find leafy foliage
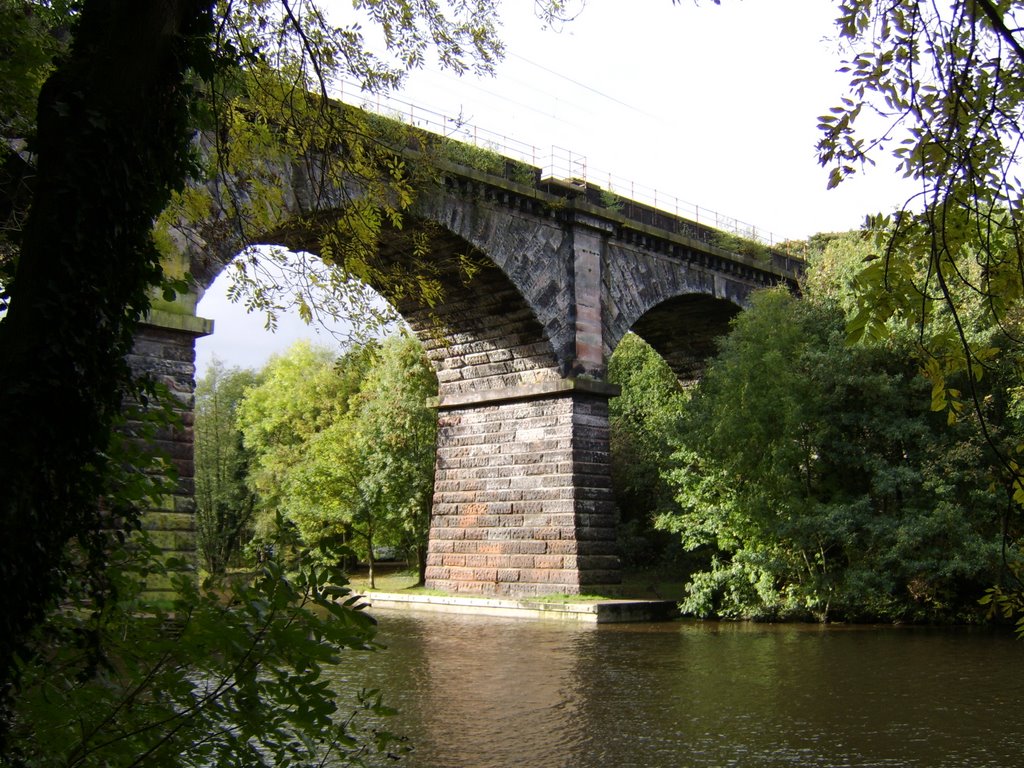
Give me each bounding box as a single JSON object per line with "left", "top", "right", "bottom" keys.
{"left": 0, "top": 1, "right": 72, "bottom": 293}
{"left": 332, "top": 332, "right": 437, "bottom": 585}
{"left": 0, "top": 377, "right": 401, "bottom": 766}
{"left": 708, "top": 231, "right": 773, "bottom": 262}
{"left": 236, "top": 340, "right": 367, "bottom": 540}
{"left": 660, "top": 286, "right": 1012, "bottom": 622}
{"left": 0, "top": 1, "right": 68, "bottom": 140}
{"left": 159, "top": 0, "right": 526, "bottom": 343}
{"left": 981, "top": 574, "right": 1024, "bottom": 638}
{"left": 435, "top": 137, "right": 538, "bottom": 185}
{"left": 238, "top": 334, "right": 437, "bottom": 586}
{"left": 819, "top": 1, "right": 1024, "bottom": 482}
{"left": 6, "top": 530, "right": 404, "bottom": 767}
{"left": 194, "top": 358, "right": 260, "bottom": 574}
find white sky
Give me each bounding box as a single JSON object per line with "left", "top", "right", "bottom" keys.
{"left": 196, "top": 0, "right": 913, "bottom": 377}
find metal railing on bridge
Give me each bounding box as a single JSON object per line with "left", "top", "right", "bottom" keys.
{"left": 338, "top": 80, "right": 799, "bottom": 256}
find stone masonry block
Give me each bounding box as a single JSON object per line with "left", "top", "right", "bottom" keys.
{"left": 547, "top": 539, "right": 580, "bottom": 554}
{"left": 428, "top": 365, "right": 624, "bottom": 595}
{"left": 533, "top": 555, "right": 564, "bottom": 569}
{"left": 535, "top": 527, "right": 563, "bottom": 540}
{"left": 518, "top": 568, "right": 579, "bottom": 585}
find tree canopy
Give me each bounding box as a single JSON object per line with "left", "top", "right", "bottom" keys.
{"left": 194, "top": 358, "right": 260, "bottom": 574}
{"left": 657, "top": 235, "right": 1018, "bottom": 622}
{"left": 814, "top": 2, "right": 1024, "bottom": 627}
{"left": 237, "top": 334, "right": 437, "bottom": 587}
{"left": 820, "top": 1, "right": 1024, "bottom": 478}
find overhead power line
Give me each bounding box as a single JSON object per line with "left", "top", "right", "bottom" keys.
{"left": 507, "top": 52, "right": 664, "bottom": 122}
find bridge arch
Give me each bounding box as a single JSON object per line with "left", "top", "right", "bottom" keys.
{"left": 175, "top": 183, "right": 611, "bottom": 597}
{"left": 176, "top": 162, "right": 576, "bottom": 393}
{"left": 602, "top": 236, "right": 765, "bottom": 375}
{"left": 628, "top": 294, "right": 741, "bottom": 383}
{"left": 194, "top": 212, "right": 566, "bottom": 396}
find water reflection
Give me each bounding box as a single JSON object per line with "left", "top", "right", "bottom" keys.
{"left": 328, "top": 612, "right": 1024, "bottom": 768}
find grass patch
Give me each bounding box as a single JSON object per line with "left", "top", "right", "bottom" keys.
{"left": 525, "top": 593, "right": 616, "bottom": 603}
{"left": 525, "top": 570, "right": 688, "bottom": 603}
{"left": 347, "top": 567, "right": 423, "bottom": 594}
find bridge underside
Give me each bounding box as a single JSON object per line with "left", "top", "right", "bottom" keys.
{"left": 632, "top": 295, "right": 741, "bottom": 382}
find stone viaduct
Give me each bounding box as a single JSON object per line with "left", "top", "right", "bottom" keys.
{"left": 135, "top": 147, "right": 802, "bottom": 597}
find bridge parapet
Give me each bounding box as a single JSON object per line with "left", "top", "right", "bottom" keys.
{"left": 427, "top": 156, "right": 802, "bottom": 294}
{"left": 339, "top": 81, "right": 798, "bottom": 255}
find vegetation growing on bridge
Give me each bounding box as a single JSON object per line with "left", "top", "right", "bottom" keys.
{"left": 435, "top": 137, "right": 540, "bottom": 185}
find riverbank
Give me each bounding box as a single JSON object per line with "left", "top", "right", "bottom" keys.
{"left": 355, "top": 590, "right": 680, "bottom": 623}
{"left": 347, "top": 563, "right": 684, "bottom": 623}
{"left": 346, "top": 562, "right": 689, "bottom": 600}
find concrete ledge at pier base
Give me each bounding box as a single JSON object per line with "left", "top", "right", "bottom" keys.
{"left": 143, "top": 308, "right": 214, "bottom": 337}
{"left": 355, "top": 592, "right": 679, "bottom": 624}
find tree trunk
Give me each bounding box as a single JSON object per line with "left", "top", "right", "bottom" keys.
{"left": 0, "top": 0, "right": 213, "bottom": 694}
{"left": 367, "top": 534, "right": 376, "bottom": 590}
{"left": 417, "top": 542, "right": 427, "bottom": 587}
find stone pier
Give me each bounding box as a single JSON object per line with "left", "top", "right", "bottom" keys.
{"left": 127, "top": 309, "right": 211, "bottom": 594}
{"left": 426, "top": 380, "right": 620, "bottom": 596}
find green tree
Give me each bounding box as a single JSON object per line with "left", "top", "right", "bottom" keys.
{"left": 194, "top": 358, "right": 259, "bottom": 574}
{"left": 348, "top": 332, "right": 437, "bottom": 584}
{"left": 254, "top": 333, "right": 437, "bottom": 588}
{"left": 0, "top": 0, "right": 566, "bottom": 749}
{"left": 819, "top": 2, "right": 1024, "bottom": 495}
{"left": 0, "top": 0, "right": 216, "bottom": 689}
{"left": 660, "top": 287, "right": 1008, "bottom": 622}
{"left": 607, "top": 333, "right": 689, "bottom": 565}
{"left": 237, "top": 340, "right": 373, "bottom": 544}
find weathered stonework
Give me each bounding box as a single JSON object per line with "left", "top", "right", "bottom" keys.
{"left": 126, "top": 310, "right": 212, "bottom": 592}
{"left": 425, "top": 381, "right": 620, "bottom": 596}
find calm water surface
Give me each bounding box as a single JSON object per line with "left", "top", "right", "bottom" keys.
{"left": 328, "top": 610, "right": 1023, "bottom": 768}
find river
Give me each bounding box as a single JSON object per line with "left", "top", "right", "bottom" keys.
{"left": 327, "top": 609, "right": 1023, "bottom": 768}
